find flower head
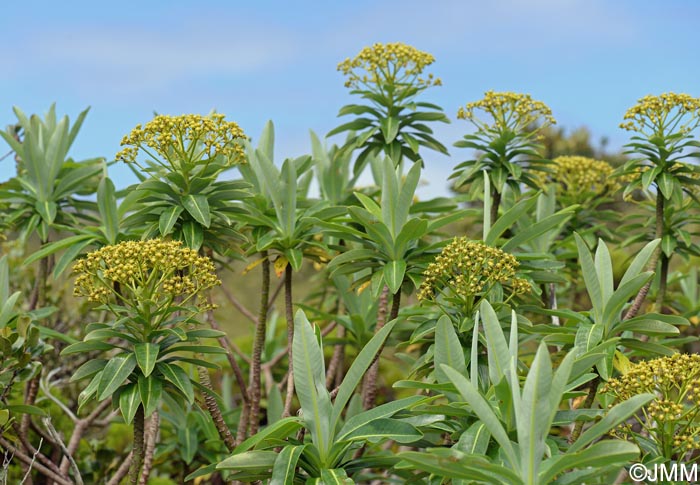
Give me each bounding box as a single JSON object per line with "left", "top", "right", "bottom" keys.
{"left": 338, "top": 42, "right": 441, "bottom": 90}
{"left": 116, "top": 113, "right": 246, "bottom": 166}
{"left": 603, "top": 354, "right": 700, "bottom": 453}
{"left": 539, "top": 156, "right": 619, "bottom": 198}
{"left": 620, "top": 92, "right": 700, "bottom": 134}
{"left": 417, "top": 237, "right": 529, "bottom": 302}
{"left": 73, "top": 239, "right": 220, "bottom": 312}
{"left": 457, "top": 91, "right": 556, "bottom": 133}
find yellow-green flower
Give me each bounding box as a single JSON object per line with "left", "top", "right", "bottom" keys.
{"left": 457, "top": 91, "right": 556, "bottom": 133}
{"left": 116, "top": 113, "right": 247, "bottom": 166}
{"left": 338, "top": 42, "right": 441, "bottom": 90}
{"left": 620, "top": 92, "right": 700, "bottom": 134}
{"left": 418, "top": 237, "right": 529, "bottom": 302}
{"left": 603, "top": 354, "right": 700, "bottom": 455}
{"left": 538, "top": 156, "right": 619, "bottom": 198}
{"left": 73, "top": 239, "right": 220, "bottom": 311}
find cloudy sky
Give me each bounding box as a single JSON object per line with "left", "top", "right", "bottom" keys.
{"left": 1, "top": 0, "right": 698, "bottom": 197}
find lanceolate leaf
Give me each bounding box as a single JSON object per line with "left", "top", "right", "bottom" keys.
{"left": 159, "top": 362, "right": 195, "bottom": 404}
{"left": 159, "top": 206, "right": 184, "bottom": 236}
{"left": 97, "top": 354, "right": 137, "bottom": 400}
{"left": 293, "top": 310, "right": 332, "bottom": 459}
{"left": 119, "top": 383, "right": 141, "bottom": 424}
{"left": 138, "top": 375, "right": 163, "bottom": 416}
{"left": 134, "top": 343, "right": 159, "bottom": 377}
{"left": 182, "top": 194, "right": 211, "bottom": 228}
{"left": 270, "top": 445, "right": 305, "bottom": 485}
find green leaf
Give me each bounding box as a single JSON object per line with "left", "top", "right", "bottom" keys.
{"left": 485, "top": 195, "right": 538, "bottom": 245}
{"left": 159, "top": 206, "right": 184, "bottom": 236}
{"left": 23, "top": 234, "right": 93, "bottom": 266}
{"left": 234, "top": 417, "right": 302, "bottom": 454}
{"left": 119, "top": 383, "right": 141, "bottom": 424}
{"left": 331, "top": 318, "right": 400, "bottom": 436}
{"left": 441, "top": 365, "right": 519, "bottom": 470}
{"left": 594, "top": 240, "right": 614, "bottom": 309}
{"left": 383, "top": 260, "right": 406, "bottom": 294}
{"left": 343, "top": 418, "right": 422, "bottom": 444}
{"left": 98, "top": 177, "right": 119, "bottom": 244}
{"left": 480, "top": 300, "right": 511, "bottom": 385}
{"left": 434, "top": 315, "right": 466, "bottom": 384}
{"left": 61, "top": 340, "right": 116, "bottom": 355}
{"left": 540, "top": 440, "right": 639, "bottom": 483}
{"left": 575, "top": 233, "right": 602, "bottom": 323}
{"left": 619, "top": 239, "right": 660, "bottom": 287}
{"left": 270, "top": 445, "right": 305, "bottom": 485}
{"left": 70, "top": 359, "right": 108, "bottom": 382}
{"left": 182, "top": 220, "right": 204, "bottom": 250}
{"left": 138, "top": 375, "right": 163, "bottom": 416}
{"left": 380, "top": 116, "right": 399, "bottom": 143}
{"left": 517, "top": 344, "right": 552, "bottom": 483}
{"left": 97, "top": 354, "right": 137, "bottom": 401}
{"left": 293, "top": 309, "right": 332, "bottom": 459}
{"left": 158, "top": 363, "right": 195, "bottom": 404}
{"left": 455, "top": 422, "right": 491, "bottom": 455}
{"left": 337, "top": 396, "right": 424, "bottom": 441}
{"left": 182, "top": 194, "right": 211, "bottom": 228}
{"left": 569, "top": 393, "right": 655, "bottom": 452}
{"left": 217, "top": 450, "right": 278, "bottom": 470}
{"left": 34, "top": 200, "right": 57, "bottom": 225}
{"left": 319, "top": 468, "right": 354, "bottom": 484}
{"left": 134, "top": 343, "right": 159, "bottom": 377}
{"left": 285, "top": 248, "right": 304, "bottom": 271}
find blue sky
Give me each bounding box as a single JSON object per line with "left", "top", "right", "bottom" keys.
{"left": 1, "top": 0, "right": 699, "bottom": 197}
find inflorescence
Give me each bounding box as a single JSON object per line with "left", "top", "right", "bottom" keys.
{"left": 338, "top": 42, "right": 441, "bottom": 90}
{"left": 457, "top": 91, "right": 556, "bottom": 133}
{"left": 418, "top": 237, "right": 529, "bottom": 302}
{"left": 603, "top": 354, "right": 700, "bottom": 455}
{"left": 620, "top": 92, "right": 700, "bottom": 134}
{"left": 73, "top": 239, "right": 220, "bottom": 310}
{"left": 539, "top": 156, "right": 619, "bottom": 198}
{"left": 116, "top": 113, "right": 246, "bottom": 166}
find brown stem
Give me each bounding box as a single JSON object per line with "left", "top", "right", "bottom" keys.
{"left": 248, "top": 251, "right": 271, "bottom": 436}
{"left": 199, "top": 368, "right": 236, "bottom": 451}
{"left": 59, "top": 400, "right": 111, "bottom": 475}
{"left": 235, "top": 400, "right": 250, "bottom": 445}
{"left": 206, "top": 303, "right": 250, "bottom": 404}
{"left": 656, "top": 253, "right": 669, "bottom": 312}
{"left": 42, "top": 417, "right": 83, "bottom": 485}
{"left": 106, "top": 452, "right": 133, "bottom": 485}
{"left": 361, "top": 286, "right": 391, "bottom": 410}
{"left": 20, "top": 373, "right": 40, "bottom": 442}
{"left": 490, "top": 188, "right": 502, "bottom": 224}
{"left": 138, "top": 411, "right": 159, "bottom": 485}
{"left": 218, "top": 281, "right": 258, "bottom": 325}
{"left": 267, "top": 277, "right": 285, "bottom": 310}
{"left": 0, "top": 436, "right": 72, "bottom": 485}
{"left": 326, "top": 325, "right": 346, "bottom": 390}
{"left": 128, "top": 406, "right": 145, "bottom": 485}
{"left": 568, "top": 376, "right": 600, "bottom": 444}
{"left": 282, "top": 264, "right": 295, "bottom": 418}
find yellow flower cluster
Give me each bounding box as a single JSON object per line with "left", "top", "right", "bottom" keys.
{"left": 538, "top": 156, "right": 619, "bottom": 197}
{"left": 73, "top": 239, "right": 220, "bottom": 307}
{"left": 338, "top": 42, "right": 441, "bottom": 89}
{"left": 620, "top": 92, "right": 700, "bottom": 133}
{"left": 603, "top": 354, "right": 700, "bottom": 450}
{"left": 116, "top": 113, "right": 246, "bottom": 165}
{"left": 457, "top": 91, "right": 556, "bottom": 131}
{"left": 417, "top": 237, "right": 529, "bottom": 301}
